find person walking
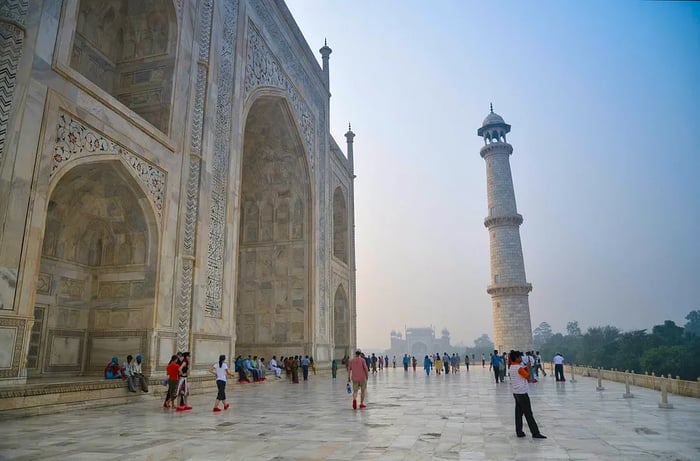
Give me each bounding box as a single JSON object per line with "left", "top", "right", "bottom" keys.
{"left": 412, "top": 356, "right": 417, "bottom": 372}
{"left": 176, "top": 352, "right": 192, "bottom": 411}
{"left": 490, "top": 349, "right": 502, "bottom": 384}
{"left": 509, "top": 350, "right": 546, "bottom": 439}
{"left": 423, "top": 355, "right": 432, "bottom": 376}
{"left": 482, "top": 353, "right": 486, "bottom": 368}
{"left": 465, "top": 354, "right": 470, "bottom": 371}
{"left": 331, "top": 359, "right": 338, "bottom": 379}
{"left": 402, "top": 354, "right": 410, "bottom": 371}
{"left": 348, "top": 350, "right": 369, "bottom": 410}
{"left": 210, "top": 355, "right": 234, "bottom": 412}
{"left": 310, "top": 356, "right": 317, "bottom": 375}
{"left": 301, "top": 355, "right": 310, "bottom": 381}
{"left": 554, "top": 352, "right": 566, "bottom": 382}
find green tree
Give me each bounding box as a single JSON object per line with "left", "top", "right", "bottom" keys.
{"left": 566, "top": 321, "right": 582, "bottom": 337}
{"left": 684, "top": 310, "right": 700, "bottom": 336}
{"left": 652, "top": 320, "right": 684, "bottom": 346}
{"left": 533, "top": 322, "right": 553, "bottom": 348}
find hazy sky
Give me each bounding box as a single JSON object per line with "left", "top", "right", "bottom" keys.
{"left": 286, "top": 1, "right": 700, "bottom": 349}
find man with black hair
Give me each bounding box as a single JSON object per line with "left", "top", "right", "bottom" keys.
{"left": 509, "top": 350, "right": 546, "bottom": 439}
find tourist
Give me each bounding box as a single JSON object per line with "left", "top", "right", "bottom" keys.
{"left": 348, "top": 350, "right": 369, "bottom": 410}
{"left": 489, "top": 349, "right": 502, "bottom": 384}
{"left": 291, "top": 356, "right": 300, "bottom": 383}
{"left": 378, "top": 355, "right": 383, "bottom": 371}
{"left": 443, "top": 352, "right": 450, "bottom": 375}
{"left": 411, "top": 355, "right": 417, "bottom": 372}
{"left": 176, "top": 351, "right": 192, "bottom": 411}
{"left": 384, "top": 355, "right": 389, "bottom": 371}
{"left": 464, "top": 354, "right": 470, "bottom": 371}
{"left": 310, "top": 356, "right": 317, "bottom": 375}
{"left": 554, "top": 352, "right": 566, "bottom": 382}
{"left": 123, "top": 355, "right": 137, "bottom": 391}
{"left": 371, "top": 353, "right": 377, "bottom": 374}
{"left": 164, "top": 355, "right": 179, "bottom": 409}
{"left": 132, "top": 354, "right": 149, "bottom": 392}
{"left": 210, "top": 354, "right": 234, "bottom": 412}
{"left": 423, "top": 355, "right": 432, "bottom": 375}
{"left": 258, "top": 357, "right": 267, "bottom": 381}
{"left": 435, "top": 354, "right": 442, "bottom": 375}
{"left": 500, "top": 352, "right": 507, "bottom": 381}
{"left": 508, "top": 350, "right": 546, "bottom": 439}
{"left": 104, "top": 356, "right": 124, "bottom": 380}
{"left": 482, "top": 353, "right": 486, "bottom": 368}
{"left": 535, "top": 351, "right": 546, "bottom": 377}
{"left": 268, "top": 356, "right": 282, "bottom": 378}
{"left": 525, "top": 351, "right": 537, "bottom": 383}
{"left": 403, "top": 354, "right": 410, "bottom": 371}
{"left": 301, "top": 355, "right": 310, "bottom": 380}
{"left": 331, "top": 359, "right": 338, "bottom": 379}
{"left": 392, "top": 355, "right": 396, "bottom": 368}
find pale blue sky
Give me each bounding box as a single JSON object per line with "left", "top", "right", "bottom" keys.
{"left": 286, "top": 0, "right": 700, "bottom": 349}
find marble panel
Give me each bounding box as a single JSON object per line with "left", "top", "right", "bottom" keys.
{"left": 48, "top": 334, "right": 81, "bottom": 367}
{"left": 157, "top": 336, "right": 175, "bottom": 366}
{"left": 0, "top": 327, "right": 17, "bottom": 368}
{"left": 87, "top": 334, "right": 143, "bottom": 368}
{"left": 193, "top": 336, "right": 230, "bottom": 368}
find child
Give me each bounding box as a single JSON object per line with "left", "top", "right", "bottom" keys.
{"left": 210, "top": 354, "right": 235, "bottom": 412}
{"left": 508, "top": 350, "right": 546, "bottom": 439}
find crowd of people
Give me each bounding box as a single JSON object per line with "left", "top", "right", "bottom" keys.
{"left": 105, "top": 347, "right": 564, "bottom": 438}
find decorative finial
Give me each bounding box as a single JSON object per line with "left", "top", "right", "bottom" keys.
{"left": 348, "top": 122, "right": 352, "bottom": 131}
{"left": 325, "top": 38, "right": 327, "bottom": 46}
{"left": 490, "top": 102, "right": 493, "bottom": 113}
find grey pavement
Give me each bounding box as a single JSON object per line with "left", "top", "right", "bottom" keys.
{"left": 0, "top": 365, "right": 698, "bottom": 460}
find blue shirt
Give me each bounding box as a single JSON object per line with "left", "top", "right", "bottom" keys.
{"left": 490, "top": 355, "right": 502, "bottom": 367}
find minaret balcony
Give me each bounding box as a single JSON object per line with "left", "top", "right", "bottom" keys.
{"left": 484, "top": 214, "right": 523, "bottom": 228}
{"left": 487, "top": 283, "right": 533, "bottom": 296}
{"left": 480, "top": 143, "right": 513, "bottom": 159}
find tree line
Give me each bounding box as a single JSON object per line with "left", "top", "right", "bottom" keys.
{"left": 531, "top": 311, "right": 700, "bottom": 380}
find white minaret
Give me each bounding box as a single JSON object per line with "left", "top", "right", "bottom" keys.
{"left": 478, "top": 105, "right": 533, "bottom": 352}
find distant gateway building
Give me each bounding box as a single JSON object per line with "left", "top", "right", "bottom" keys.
{"left": 387, "top": 327, "right": 455, "bottom": 358}
{"left": 0, "top": 0, "right": 356, "bottom": 387}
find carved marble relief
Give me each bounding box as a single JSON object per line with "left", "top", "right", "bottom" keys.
{"left": 0, "top": 21, "right": 24, "bottom": 164}
{"left": 203, "top": 0, "right": 238, "bottom": 318}
{"left": 52, "top": 112, "right": 166, "bottom": 219}
{"left": 244, "top": 24, "right": 315, "bottom": 170}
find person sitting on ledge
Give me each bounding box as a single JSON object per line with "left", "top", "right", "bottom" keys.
{"left": 268, "top": 355, "right": 282, "bottom": 378}
{"left": 105, "top": 356, "right": 124, "bottom": 379}
{"left": 132, "top": 354, "right": 149, "bottom": 392}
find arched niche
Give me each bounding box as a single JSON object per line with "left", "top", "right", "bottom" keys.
{"left": 35, "top": 160, "right": 158, "bottom": 376}
{"left": 236, "top": 96, "right": 311, "bottom": 359}
{"left": 333, "top": 284, "right": 349, "bottom": 360}
{"left": 333, "top": 186, "right": 348, "bottom": 264}
{"left": 70, "top": 0, "right": 177, "bottom": 134}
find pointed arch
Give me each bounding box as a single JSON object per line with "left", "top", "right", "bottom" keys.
{"left": 333, "top": 186, "right": 348, "bottom": 264}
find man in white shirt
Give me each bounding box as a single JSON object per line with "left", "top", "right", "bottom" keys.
{"left": 553, "top": 353, "right": 566, "bottom": 382}
{"left": 509, "top": 350, "right": 546, "bottom": 439}
{"left": 268, "top": 356, "right": 282, "bottom": 378}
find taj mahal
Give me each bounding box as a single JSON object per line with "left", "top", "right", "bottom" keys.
{"left": 0, "top": 0, "right": 357, "bottom": 388}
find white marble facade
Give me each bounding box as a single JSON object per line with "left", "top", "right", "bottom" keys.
{"left": 0, "top": 0, "right": 356, "bottom": 385}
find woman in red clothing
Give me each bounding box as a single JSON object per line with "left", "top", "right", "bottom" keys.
{"left": 164, "top": 355, "right": 179, "bottom": 409}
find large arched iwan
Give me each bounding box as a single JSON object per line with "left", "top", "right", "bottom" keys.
{"left": 236, "top": 96, "right": 312, "bottom": 359}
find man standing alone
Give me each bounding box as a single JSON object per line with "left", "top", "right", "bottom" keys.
{"left": 490, "top": 350, "right": 502, "bottom": 383}
{"left": 348, "top": 350, "right": 369, "bottom": 410}
{"left": 554, "top": 352, "right": 566, "bottom": 382}
{"left": 509, "top": 350, "right": 546, "bottom": 439}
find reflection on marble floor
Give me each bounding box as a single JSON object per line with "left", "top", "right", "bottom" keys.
{"left": 0, "top": 366, "right": 698, "bottom": 460}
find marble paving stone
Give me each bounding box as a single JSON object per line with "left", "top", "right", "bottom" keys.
{"left": 0, "top": 368, "right": 699, "bottom": 460}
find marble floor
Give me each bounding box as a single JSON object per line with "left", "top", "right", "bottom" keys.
{"left": 0, "top": 365, "right": 698, "bottom": 460}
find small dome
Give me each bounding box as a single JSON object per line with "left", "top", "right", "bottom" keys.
{"left": 482, "top": 111, "right": 505, "bottom": 127}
